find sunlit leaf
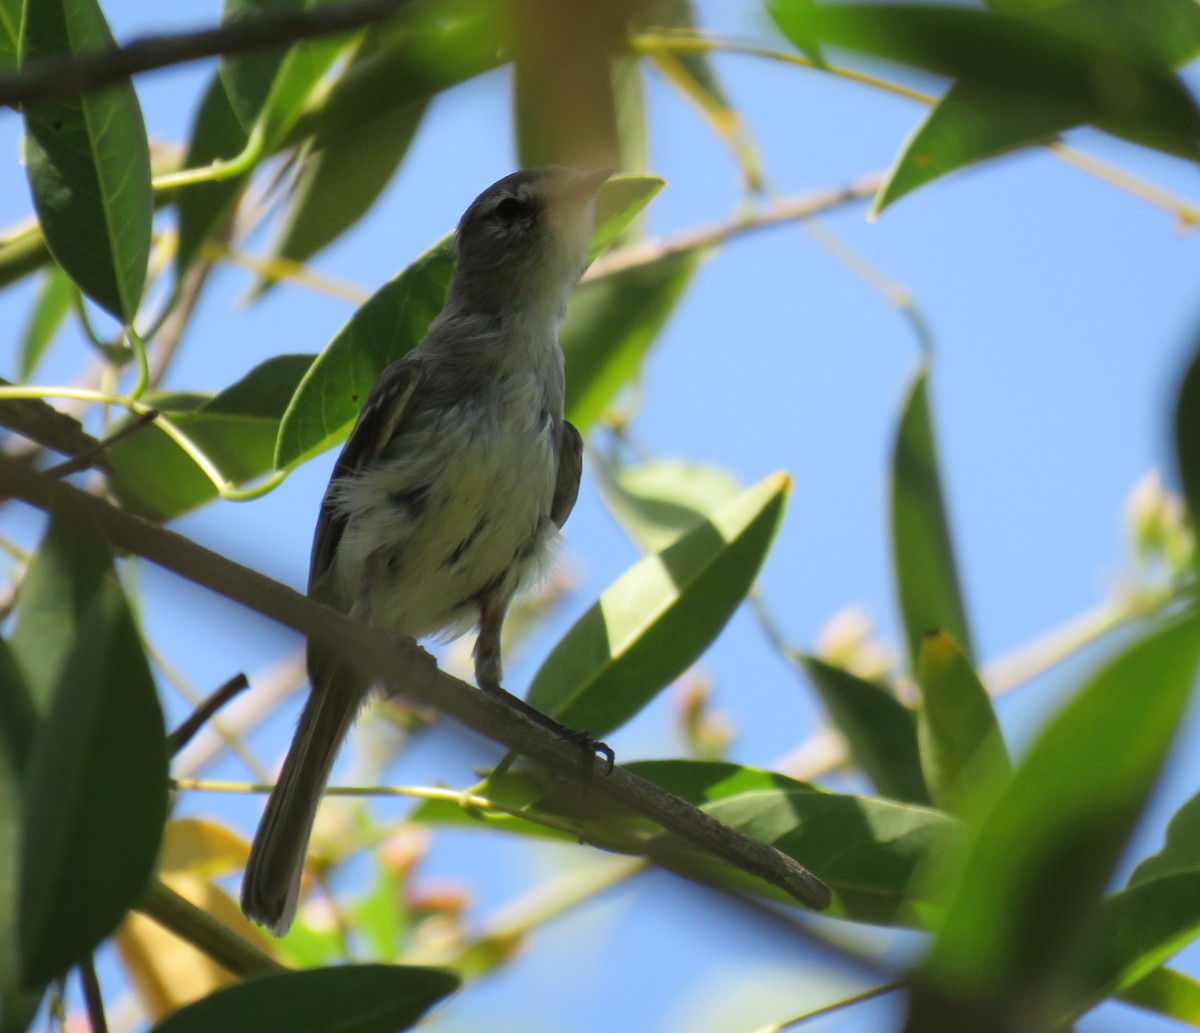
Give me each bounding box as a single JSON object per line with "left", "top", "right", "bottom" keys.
{"left": 20, "top": 522, "right": 167, "bottom": 986}
{"left": 916, "top": 630, "right": 1010, "bottom": 817}
{"left": 527, "top": 473, "right": 789, "bottom": 735}
{"left": 17, "top": 265, "right": 74, "bottom": 382}
{"left": 594, "top": 456, "right": 742, "bottom": 554}
{"left": 107, "top": 354, "right": 315, "bottom": 520}
{"left": 798, "top": 655, "right": 928, "bottom": 804}
{"left": 905, "top": 611, "right": 1200, "bottom": 1032}
{"left": 1117, "top": 967, "right": 1200, "bottom": 1028}
{"left": 148, "top": 964, "right": 459, "bottom": 1033}
{"left": 21, "top": 0, "right": 152, "bottom": 321}
{"left": 0, "top": 0, "right": 19, "bottom": 71}
{"left": 891, "top": 364, "right": 972, "bottom": 670}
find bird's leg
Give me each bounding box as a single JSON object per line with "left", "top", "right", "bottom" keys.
{"left": 474, "top": 595, "right": 614, "bottom": 774}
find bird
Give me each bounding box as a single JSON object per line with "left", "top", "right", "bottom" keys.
{"left": 241, "top": 166, "right": 612, "bottom": 935}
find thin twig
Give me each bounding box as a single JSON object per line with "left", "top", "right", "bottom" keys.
{"left": 751, "top": 982, "right": 905, "bottom": 1033}
{"left": 44, "top": 409, "right": 159, "bottom": 479}
{"left": 166, "top": 673, "right": 252, "bottom": 757}
{"left": 0, "top": 0, "right": 415, "bottom": 108}
{"left": 78, "top": 957, "right": 108, "bottom": 1033}
{"left": 0, "top": 456, "right": 831, "bottom": 912}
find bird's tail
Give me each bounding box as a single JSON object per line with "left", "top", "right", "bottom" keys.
{"left": 241, "top": 652, "right": 364, "bottom": 936}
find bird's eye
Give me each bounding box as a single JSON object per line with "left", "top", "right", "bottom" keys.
{"left": 495, "top": 196, "right": 525, "bottom": 221}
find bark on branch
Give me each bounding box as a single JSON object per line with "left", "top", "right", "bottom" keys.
{"left": 0, "top": 455, "right": 831, "bottom": 912}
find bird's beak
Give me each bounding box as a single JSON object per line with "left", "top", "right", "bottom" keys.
{"left": 565, "top": 167, "right": 613, "bottom": 204}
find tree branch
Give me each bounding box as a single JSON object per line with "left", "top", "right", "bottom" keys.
{"left": 0, "top": 0, "right": 414, "bottom": 109}
{"left": 0, "top": 456, "right": 831, "bottom": 912}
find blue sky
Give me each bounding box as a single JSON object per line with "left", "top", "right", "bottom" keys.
{"left": 3, "top": 1, "right": 1200, "bottom": 1030}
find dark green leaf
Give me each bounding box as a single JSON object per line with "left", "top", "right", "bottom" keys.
{"left": 1117, "top": 967, "right": 1200, "bottom": 1027}
{"left": 564, "top": 251, "right": 697, "bottom": 433}
{"left": 1130, "top": 789, "right": 1200, "bottom": 887}
{"left": 594, "top": 456, "right": 741, "bottom": 554}
{"left": 915, "top": 630, "right": 1010, "bottom": 817}
{"left": 256, "top": 30, "right": 350, "bottom": 149}
{"left": 107, "top": 354, "right": 315, "bottom": 520}
{"left": 891, "top": 363, "right": 972, "bottom": 670}
{"left": 628, "top": 760, "right": 958, "bottom": 926}
{"left": 20, "top": 528, "right": 167, "bottom": 986}
{"left": 280, "top": 0, "right": 506, "bottom": 149}
{"left": 907, "top": 611, "right": 1200, "bottom": 1032}
{"left": 9, "top": 511, "right": 114, "bottom": 711}
{"left": 798, "top": 655, "right": 928, "bottom": 804}
{"left": 1175, "top": 335, "right": 1200, "bottom": 564}
{"left": 17, "top": 266, "right": 75, "bottom": 382}
{"left": 149, "top": 964, "right": 459, "bottom": 1033}
{"left": 218, "top": 0, "right": 304, "bottom": 128}
{"left": 174, "top": 73, "right": 250, "bottom": 277}
{"left": 527, "top": 473, "right": 789, "bottom": 735}
{"left": 21, "top": 0, "right": 152, "bottom": 322}
{"left": 0, "top": 641, "right": 38, "bottom": 1029}
{"left": 257, "top": 98, "right": 426, "bottom": 293}
{"left": 273, "top": 238, "right": 455, "bottom": 469}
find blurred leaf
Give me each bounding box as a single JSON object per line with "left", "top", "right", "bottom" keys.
{"left": 353, "top": 858, "right": 409, "bottom": 961}
{"left": 915, "top": 630, "right": 1010, "bottom": 817}
{"left": 0, "top": 641, "right": 39, "bottom": 1031}
{"left": 9, "top": 511, "right": 115, "bottom": 710}
{"left": 17, "top": 266, "right": 74, "bottom": 382}
{"left": 116, "top": 874, "right": 271, "bottom": 1020}
{"left": 148, "top": 964, "right": 460, "bottom": 1033}
{"left": 175, "top": 73, "right": 251, "bottom": 277}
{"left": 1175, "top": 336, "right": 1200, "bottom": 564}
{"left": 595, "top": 456, "right": 742, "bottom": 554}
{"left": 512, "top": 0, "right": 648, "bottom": 173}
{"left": 281, "top": 0, "right": 506, "bottom": 148}
{"left": 798, "top": 655, "right": 928, "bottom": 804}
{"left": 1130, "top": 789, "right": 1200, "bottom": 886}
{"left": 20, "top": 523, "right": 167, "bottom": 986}
{"left": 21, "top": 0, "right": 152, "bottom": 322}
{"left": 256, "top": 30, "right": 351, "bottom": 149}
{"left": 564, "top": 251, "right": 698, "bottom": 433}
{"left": 108, "top": 354, "right": 315, "bottom": 520}
{"left": 905, "top": 611, "right": 1200, "bottom": 1032}
{"left": 0, "top": 0, "right": 19, "bottom": 71}
{"left": 527, "top": 473, "right": 789, "bottom": 735}
{"left": 159, "top": 819, "right": 250, "bottom": 879}
{"left": 1117, "top": 967, "right": 1200, "bottom": 1027}
{"left": 588, "top": 176, "right": 665, "bottom": 260}
{"left": 274, "top": 237, "right": 455, "bottom": 469}
{"left": 218, "top": 0, "right": 303, "bottom": 128}
{"left": 629, "top": 760, "right": 958, "bottom": 926}
{"left": 258, "top": 98, "right": 426, "bottom": 288}
{"left": 891, "top": 363, "right": 972, "bottom": 671}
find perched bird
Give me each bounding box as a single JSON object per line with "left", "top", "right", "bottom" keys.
{"left": 241, "top": 166, "right": 611, "bottom": 935}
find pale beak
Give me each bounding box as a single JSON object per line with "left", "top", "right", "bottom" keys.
{"left": 564, "top": 167, "right": 613, "bottom": 204}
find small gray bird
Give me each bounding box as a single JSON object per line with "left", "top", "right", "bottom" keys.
{"left": 241, "top": 166, "right": 611, "bottom": 935}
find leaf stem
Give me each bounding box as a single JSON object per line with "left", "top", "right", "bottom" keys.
{"left": 750, "top": 981, "right": 905, "bottom": 1033}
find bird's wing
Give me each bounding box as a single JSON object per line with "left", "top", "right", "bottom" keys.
{"left": 309, "top": 357, "right": 424, "bottom": 592}
{"left": 550, "top": 419, "right": 583, "bottom": 529}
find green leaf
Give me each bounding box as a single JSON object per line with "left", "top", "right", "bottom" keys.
{"left": 594, "top": 456, "right": 742, "bottom": 554}
{"left": 628, "top": 760, "right": 958, "bottom": 926}
{"left": 273, "top": 237, "right": 456, "bottom": 470}
{"left": 218, "top": 0, "right": 303, "bottom": 128}
{"left": 148, "top": 964, "right": 459, "bottom": 1033}
{"left": 1117, "top": 967, "right": 1200, "bottom": 1027}
{"left": 174, "top": 73, "right": 251, "bottom": 277}
{"left": 1130, "top": 789, "right": 1200, "bottom": 886}
{"left": 891, "top": 363, "right": 972, "bottom": 671}
{"left": 21, "top": 0, "right": 152, "bottom": 322}
{"left": 0, "top": 0, "right": 20, "bottom": 74}
{"left": 798, "top": 655, "right": 928, "bottom": 804}
{"left": 107, "top": 354, "right": 315, "bottom": 520}
{"left": 9, "top": 510, "right": 115, "bottom": 711}
{"left": 19, "top": 523, "right": 167, "bottom": 986}
{"left": 564, "top": 250, "right": 697, "bottom": 433}
{"left": 915, "top": 630, "right": 1010, "bottom": 817}
{"left": 262, "top": 99, "right": 426, "bottom": 281}
{"left": 0, "top": 640, "right": 39, "bottom": 1030}
{"left": 17, "top": 265, "right": 75, "bottom": 382}
{"left": 588, "top": 175, "right": 665, "bottom": 260}
{"left": 527, "top": 472, "right": 789, "bottom": 735}
{"left": 1175, "top": 335, "right": 1200, "bottom": 566}
{"left": 280, "top": 0, "right": 506, "bottom": 149}
{"left": 907, "top": 611, "right": 1200, "bottom": 1031}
